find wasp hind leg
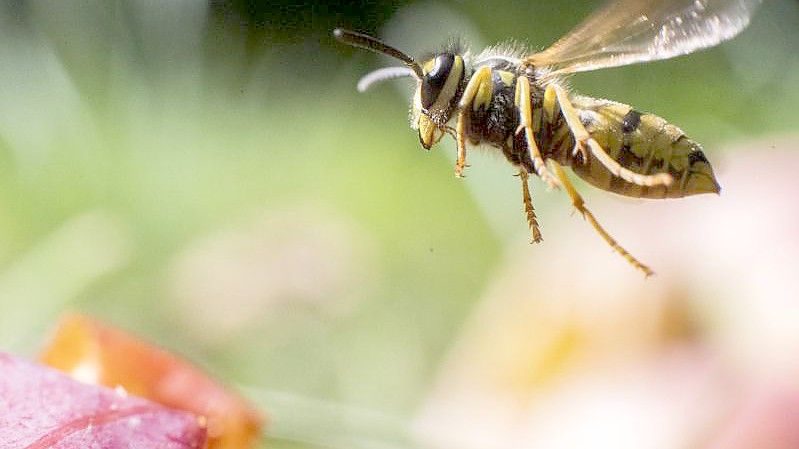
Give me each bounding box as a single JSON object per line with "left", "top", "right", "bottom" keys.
{"left": 515, "top": 76, "right": 560, "bottom": 190}
{"left": 454, "top": 66, "right": 493, "bottom": 177}
{"left": 549, "top": 159, "right": 654, "bottom": 277}
{"left": 518, "top": 168, "right": 543, "bottom": 243}
{"left": 548, "top": 84, "right": 672, "bottom": 188}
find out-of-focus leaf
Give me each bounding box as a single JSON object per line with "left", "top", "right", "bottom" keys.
{"left": 0, "top": 352, "right": 207, "bottom": 449}
{"left": 39, "top": 314, "right": 263, "bottom": 449}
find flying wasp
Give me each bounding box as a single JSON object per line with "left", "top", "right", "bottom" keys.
{"left": 334, "top": 0, "right": 762, "bottom": 276}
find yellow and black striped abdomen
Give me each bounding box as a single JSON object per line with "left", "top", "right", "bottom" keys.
{"left": 559, "top": 96, "right": 720, "bottom": 199}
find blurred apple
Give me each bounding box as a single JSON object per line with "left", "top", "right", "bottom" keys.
{"left": 39, "top": 314, "right": 263, "bottom": 449}
{"left": 1, "top": 352, "right": 208, "bottom": 449}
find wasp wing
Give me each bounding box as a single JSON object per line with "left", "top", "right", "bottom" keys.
{"left": 528, "top": 0, "right": 762, "bottom": 76}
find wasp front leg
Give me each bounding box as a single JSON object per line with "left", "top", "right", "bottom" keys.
{"left": 549, "top": 159, "right": 654, "bottom": 277}
{"left": 548, "top": 84, "right": 672, "bottom": 188}
{"left": 515, "top": 76, "right": 560, "bottom": 190}
{"left": 454, "top": 66, "right": 492, "bottom": 177}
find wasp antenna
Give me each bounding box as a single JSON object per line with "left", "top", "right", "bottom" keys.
{"left": 357, "top": 66, "right": 416, "bottom": 92}
{"left": 333, "top": 28, "right": 424, "bottom": 80}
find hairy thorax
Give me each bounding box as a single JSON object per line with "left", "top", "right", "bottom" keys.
{"left": 461, "top": 60, "right": 554, "bottom": 172}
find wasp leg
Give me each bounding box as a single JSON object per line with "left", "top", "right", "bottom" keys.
{"left": 454, "top": 66, "right": 492, "bottom": 178}
{"left": 518, "top": 168, "right": 543, "bottom": 243}
{"left": 542, "top": 80, "right": 558, "bottom": 123}
{"left": 549, "top": 159, "right": 654, "bottom": 277}
{"left": 548, "top": 84, "right": 672, "bottom": 188}
{"left": 515, "top": 76, "right": 560, "bottom": 190}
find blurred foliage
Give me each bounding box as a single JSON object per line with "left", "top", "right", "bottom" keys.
{"left": 210, "top": 0, "right": 410, "bottom": 42}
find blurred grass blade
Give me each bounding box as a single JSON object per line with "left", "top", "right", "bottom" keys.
{"left": 0, "top": 212, "right": 131, "bottom": 351}
{"left": 244, "top": 387, "right": 423, "bottom": 449}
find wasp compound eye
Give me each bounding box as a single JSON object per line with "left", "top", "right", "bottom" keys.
{"left": 421, "top": 53, "right": 455, "bottom": 110}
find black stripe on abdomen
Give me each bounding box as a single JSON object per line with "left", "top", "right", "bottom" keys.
{"left": 621, "top": 109, "right": 642, "bottom": 134}
{"left": 688, "top": 150, "right": 709, "bottom": 165}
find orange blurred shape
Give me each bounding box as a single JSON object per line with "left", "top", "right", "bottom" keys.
{"left": 39, "top": 313, "right": 264, "bottom": 449}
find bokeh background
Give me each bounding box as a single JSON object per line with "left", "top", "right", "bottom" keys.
{"left": 1, "top": 1, "right": 798, "bottom": 448}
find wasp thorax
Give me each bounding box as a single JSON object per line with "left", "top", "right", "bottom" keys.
{"left": 419, "top": 53, "right": 464, "bottom": 121}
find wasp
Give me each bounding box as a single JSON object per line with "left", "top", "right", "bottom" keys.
{"left": 334, "top": 0, "right": 762, "bottom": 276}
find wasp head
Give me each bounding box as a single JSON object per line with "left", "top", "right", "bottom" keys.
{"left": 416, "top": 52, "right": 465, "bottom": 149}
{"left": 333, "top": 29, "right": 465, "bottom": 151}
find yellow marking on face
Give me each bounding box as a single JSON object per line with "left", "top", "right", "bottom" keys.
{"left": 411, "top": 85, "right": 423, "bottom": 126}
{"left": 422, "top": 59, "right": 436, "bottom": 74}
{"left": 418, "top": 114, "right": 439, "bottom": 149}
{"left": 428, "top": 55, "right": 464, "bottom": 116}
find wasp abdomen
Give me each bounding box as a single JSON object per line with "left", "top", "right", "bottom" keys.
{"left": 562, "top": 97, "right": 721, "bottom": 199}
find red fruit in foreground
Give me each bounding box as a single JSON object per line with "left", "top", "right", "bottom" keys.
{"left": 0, "top": 352, "right": 207, "bottom": 449}
{"left": 39, "top": 314, "right": 263, "bottom": 449}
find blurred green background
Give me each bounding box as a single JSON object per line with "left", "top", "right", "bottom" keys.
{"left": 1, "top": 1, "right": 798, "bottom": 448}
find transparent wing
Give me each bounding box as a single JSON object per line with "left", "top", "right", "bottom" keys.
{"left": 528, "top": 0, "right": 763, "bottom": 75}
